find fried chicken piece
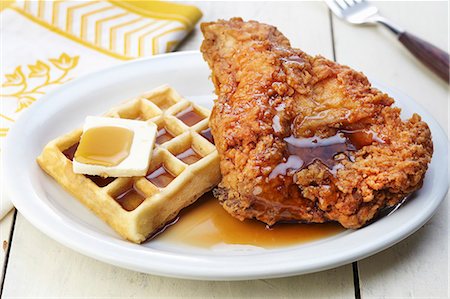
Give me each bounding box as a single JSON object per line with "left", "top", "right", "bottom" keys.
{"left": 200, "top": 18, "right": 433, "bottom": 228}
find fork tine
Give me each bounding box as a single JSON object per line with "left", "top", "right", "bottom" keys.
{"left": 325, "top": 0, "right": 344, "bottom": 17}
{"left": 335, "top": 0, "right": 348, "bottom": 9}
{"left": 344, "top": 0, "right": 356, "bottom": 6}
{"left": 327, "top": 0, "right": 380, "bottom": 25}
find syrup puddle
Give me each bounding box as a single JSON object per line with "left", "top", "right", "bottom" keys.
{"left": 115, "top": 184, "right": 145, "bottom": 211}
{"left": 155, "top": 192, "right": 345, "bottom": 249}
{"left": 155, "top": 126, "right": 175, "bottom": 145}
{"left": 176, "top": 148, "right": 202, "bottom": 165}
{"left": 200, "top": 128, "right": 214, "bottom": 144}
{"left": 270, "top": 129, "right": 383, "bottom": 179}
{"left": 176, "top": 106, "right": 204, "bottom": 126}
{"left": 146, "top": 164, "right": 175, "bottom": 188}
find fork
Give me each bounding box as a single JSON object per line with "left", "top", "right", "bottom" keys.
{"left": 326, "top": 0, "right": 449, "bottom": 83}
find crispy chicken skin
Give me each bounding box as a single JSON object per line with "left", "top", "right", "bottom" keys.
{"left": 200, "top": 18, "right": 433, "bottom": 228}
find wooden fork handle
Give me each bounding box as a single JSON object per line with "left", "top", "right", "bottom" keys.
{"left": 398, "top": 31, "right": 449, "bottom": 83}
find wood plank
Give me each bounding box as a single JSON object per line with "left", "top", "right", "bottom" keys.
{"left": 357, "top": 199, "right": 448, "bottom": 298}
{"left": 179, "top": 1, "right": 335, "bottom": 58}
{"left": 3, "top": 214, "right": 354, "bottom": 298}
{"left": 0, "top": 210, "right": 15, "bottom": 280}
{"left": 332, "top": 1, "right": 448, "bottom": 297}
{"left": 2, "top": 2, "right": 356, "bottom": 298}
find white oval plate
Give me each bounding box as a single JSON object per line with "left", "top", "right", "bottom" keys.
{"left": 4, "top": 51, "right": 448, "bottom": 280}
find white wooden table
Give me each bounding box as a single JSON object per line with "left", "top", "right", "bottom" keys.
{"left": 1, "top": 2, "right": 448, "bottom": 298}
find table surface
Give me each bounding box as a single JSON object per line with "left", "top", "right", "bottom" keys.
{"left": 1, "top": 1, "right": 448, "bottom": 298}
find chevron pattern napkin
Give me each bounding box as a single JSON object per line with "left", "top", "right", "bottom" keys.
{"left": 0, "top": 0, "right": 202, "bottom": 219}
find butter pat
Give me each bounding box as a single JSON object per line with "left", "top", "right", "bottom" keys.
{"left": 73, "top": 116, "right": 156, "bottom": 177}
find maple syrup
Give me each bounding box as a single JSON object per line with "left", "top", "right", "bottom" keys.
{"left": 63, "top": 143, "right": 79, "bottom": 160}
{"left": 176, "top": 147, "right": 202, "bottom": 164}
{"left": 155, "top": 126, "right": 175, "bottom": 145}
{"left": 200, "top": 128, "right": 214, "bottom": 144}
{"left": 270, "top": 130, "right": 382, "bottom": 179}
{"left": 146, "top": 164, "right": 176, "bottom": 188}
{"left": 86, "top": 175, "right": 116, "bottom": 187}
{"left": 176, "top": 106, "right": 204, "bottom": 126}
{"left": 156, "top": 192, "right": 345, "bottom": 248}
{"left": 75, "top": 126, "right": 134, "bottom": 166}
{"left": 115, "top": 184, "right": 146, "bottom": 211}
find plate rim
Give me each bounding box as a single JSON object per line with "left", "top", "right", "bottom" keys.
{"left": 3, "top": 51, "right": 449, "bottom": 280}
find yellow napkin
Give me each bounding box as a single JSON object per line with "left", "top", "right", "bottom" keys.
{"left": 0, "top": 0, "right": 202, "bottom": 219}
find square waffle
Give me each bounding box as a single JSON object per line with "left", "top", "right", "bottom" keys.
{"left": 37, "top": 85, "right": 220, "bottom": 243}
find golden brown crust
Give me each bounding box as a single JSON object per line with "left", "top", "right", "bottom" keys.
{"left": 201, "top": 18, "right": 433, "bottom": 228}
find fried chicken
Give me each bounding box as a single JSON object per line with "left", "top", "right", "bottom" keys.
{"left": 200, "top": 18, "right": 433, "bottom": 229}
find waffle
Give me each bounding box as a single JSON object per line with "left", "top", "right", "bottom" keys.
{"left": 37, "top": 85, "right": 220, "bottom": 243}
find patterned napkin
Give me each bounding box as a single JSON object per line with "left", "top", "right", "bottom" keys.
{"left": 0, "top": 0, "right": 202, "bottom": 219}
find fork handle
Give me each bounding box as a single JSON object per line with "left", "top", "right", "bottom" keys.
{"left": 398, "top": 31, "right": 449, "bottom": 83}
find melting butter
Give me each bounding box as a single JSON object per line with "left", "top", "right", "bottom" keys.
{"left": 75, "top": 126, "right": 134, "bottom": 167}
